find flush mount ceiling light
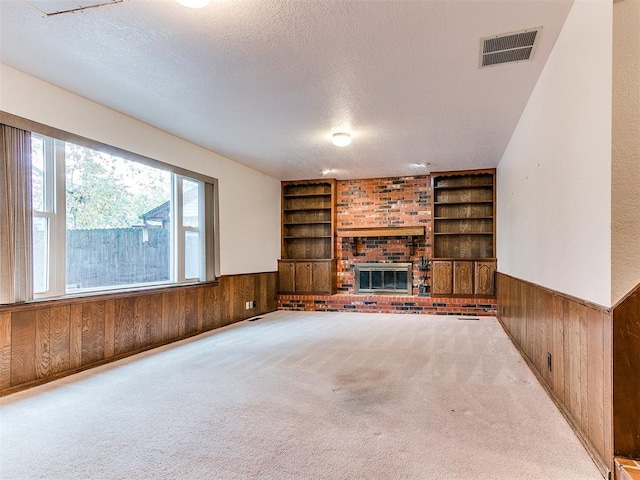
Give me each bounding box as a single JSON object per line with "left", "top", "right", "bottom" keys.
{"left": 332, "top": 132, "right": 351, "bottom": 147}
{"left": 175, "top": 0, "right": 210, "bottom": 8}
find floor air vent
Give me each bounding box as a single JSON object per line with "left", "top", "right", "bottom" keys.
{"left": 480, "top": 27, "right": 542, "bottom": 67}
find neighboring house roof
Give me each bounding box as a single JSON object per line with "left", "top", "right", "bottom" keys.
{"left": 141, "top": 200, "right": 169, "bottom": 224}
{"left": 140, "top": 186, "right": 199, "bottom": 225}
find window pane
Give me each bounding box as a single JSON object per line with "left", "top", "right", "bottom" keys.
{"left": 359, "top": 270, "right": 370, "bottom": 290}
{"left": 33, "top": 217, "right": 48, "bottom": 293}
{"left": 65, "top": 143, "right": 171, "bottom": 291}
{"left": 31, "top": 135, "right": 45, "bottom": 211}
{"left": 396, "top": 271, "right": 408, "bottom": 290}
{"left": 182, "top": 179, "right": 200, "bottom": 228}
{"left": 185, "top": 231, "right": 200, "bottom": 279}
{"left": 384, "top": 271, "right": 395, "bottom": 290}
{"left": 371, "top": 271, "right": 382, "bottom": 289}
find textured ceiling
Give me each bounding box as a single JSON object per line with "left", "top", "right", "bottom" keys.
{"left": 0, "top": 0, "right": 573, "bottom": 180}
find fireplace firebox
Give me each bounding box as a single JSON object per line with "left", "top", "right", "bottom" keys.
{"left": 354, "top": 263, "right": 412, "bottom": 295}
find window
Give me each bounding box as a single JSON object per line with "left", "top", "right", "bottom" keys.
{"left": 31, "top": 134, "right": 51, "bottom": 294}
{"left": 31, "top": 133, "right": 215, "bottom": 297}
{"left": 177, "top": 177, "right": 203, "bottom": 281}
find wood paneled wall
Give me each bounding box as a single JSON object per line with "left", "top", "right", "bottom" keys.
{"left": 0, "top": 272, "right": 277, "bottom": 396}
{"left": 613, "top": 282, "right": 640, "bottom": 459}
{"left": 497, "top": 273, "right": 613, "bottom": 475}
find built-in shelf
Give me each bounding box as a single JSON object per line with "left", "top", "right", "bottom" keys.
{"left": 433, "top": 257, "right": 497, "bottom": 261}
{"left": 283, "top": 193, "right": 332, "bottom": 198}
{"left": 431, "top": 170, "right": 496, "bottom": 297}
{"left": 284, "top": 221, "right": 332, "bottom": 225}
{"left": 284, "top": 236, "right": 332, "bottom": 239}
{"left": 434, "top": 232, "right": 493, "bottom": 236}
{"left": 433, "top": 201, "right": 493, "bottom": 205}
{"left": 280, "top": 179, "right": 336, "bottom": 295}
{"left": 284, "top": 207, "right": 331, "bottom": 212}
{"left": 433, "top": 185, "right": 493, "bottom": 190}
{"left": 435, "top": 216, "right": 493, "bottom": 220}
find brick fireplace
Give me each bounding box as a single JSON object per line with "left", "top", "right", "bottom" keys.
{"left": 278, "top": 175, "right": 497, "bottom": 316}
{"left": 336, "top": 176, "right": 431, "bottom": 295}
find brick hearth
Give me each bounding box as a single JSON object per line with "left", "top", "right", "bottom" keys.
{"left": 278, "top": 294, "right": 496, "bottom": 316}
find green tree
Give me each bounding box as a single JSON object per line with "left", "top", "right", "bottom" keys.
{"left": 31, "top": 135, "right": 44, "bottom": 211}
{"left": 65, "top": 144, "right": 170, "bottom": 230}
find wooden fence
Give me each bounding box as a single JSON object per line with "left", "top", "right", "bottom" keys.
{"left": 66, "top": 228, "right": 169, "bottom": 290}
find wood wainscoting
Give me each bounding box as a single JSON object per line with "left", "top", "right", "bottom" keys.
{"left": 0, "top": 272, "right": 277, "bottom": 396}
{"left": 613, "top": 281, "right": 640, "bottom": 460}
{"left": 497, "top": 273, "right": 613, "bottom": 476}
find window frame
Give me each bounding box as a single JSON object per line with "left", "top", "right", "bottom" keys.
{"left": 11, "top": 113, "right": 219, "bottom": 301}
{"left": 173, "top": 175, "right": 206, "bottom": 283}
{"left": 32, "top": 135, "right": 67, "bottom": 298}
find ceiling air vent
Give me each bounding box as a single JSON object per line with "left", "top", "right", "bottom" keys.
{"left": 480, "top": 27, "right": 542, "bottom": 68}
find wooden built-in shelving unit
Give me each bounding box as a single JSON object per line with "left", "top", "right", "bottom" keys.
{"left": 430, "top": 170, "right": 497, "bottom": 296}
{"left": 279, "top": 179, "right": 336, "bottom": 294}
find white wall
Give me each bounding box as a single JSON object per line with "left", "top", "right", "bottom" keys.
{"left": 497, "top": 0, "right": 612, "bottom": 306}
{"left": 0, "top": 64, "right": 281, "bottom": 276}
{"left": 612, "top": 0, "right": 640, "bottom": 304}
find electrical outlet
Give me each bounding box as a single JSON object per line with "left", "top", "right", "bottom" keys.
{"left": 251, "top": 300, "right": 256, "bottom": 308}
{"left": 245, "top": 300, "right": 256, "bottom": 310}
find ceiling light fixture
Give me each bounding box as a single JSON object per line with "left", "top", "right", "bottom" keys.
{"left": 332, "top": 132, "right": 351, "bottom": 147}
{"left": 175, "top": 0, "right": 210, "bottom": 8}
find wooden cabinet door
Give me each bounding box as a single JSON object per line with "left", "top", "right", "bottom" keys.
{"left": 278, "top": 261, "right": 296, "bottom": 293}
{"left": 474, "top": 261, "right": 496, "bottom": 296}
{"left": 431, "top": 261, "right": 453, "bottom": 295}
{"left": 453, "top": 261, "right": 474, "bottom": 295}
{"left": 294, "top": 262, "right": 313, "bottom": 293}
{"left": 312, "top": 261, "right": 332, "bottom": 294}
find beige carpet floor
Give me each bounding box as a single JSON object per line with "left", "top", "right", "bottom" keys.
{"left": 0, "top": 311, "right": 603, "bottom": 479}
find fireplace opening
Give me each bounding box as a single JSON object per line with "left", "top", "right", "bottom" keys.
{"left": 354, "top": 263, "right": 412, "bottom": 295}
